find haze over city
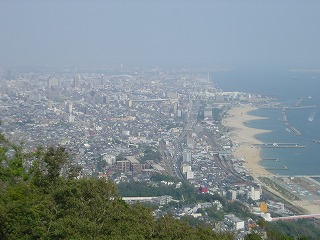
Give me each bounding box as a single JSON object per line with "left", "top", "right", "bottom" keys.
{"left": 1, "top": 0, "right": 320, "bottom": 69}
{"left": 2, "top": 1, "right": 320, "bottom": 239}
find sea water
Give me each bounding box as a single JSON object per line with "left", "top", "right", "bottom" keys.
{"left": 213, "top": 68, "right": 320, "bottom": 175}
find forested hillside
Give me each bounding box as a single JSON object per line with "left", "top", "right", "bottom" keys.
{"left": 0, "top": 134, "right": 232, "bottom": 239}
{"left": 2, "top": 134, "right": 318, "bottom": 239}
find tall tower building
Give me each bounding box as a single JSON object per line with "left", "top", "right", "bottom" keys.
{"left": 173, "top": 102, "right": 178, "bottom": 115}
{"left": 47, "top": 77, "right": 59, "bottom": 89}
{"left": 63, "top": 101, "right": 74, "bottom": 123}
{"left": 73, "top": 75, "right": 80, "bottom": 89}
{"left": 183, "top": 149, "right": 192, "bottom": 163}
{"left": 100, "top": 74, "right": 105, "bottom": 86}
{"left": 65, "top": 101, "right": 73, "bottom": 114}
{"left": 186, "top": 129, "right": 194, "bottom": 149}
{"left": 63, "top": 112, "right": 75, "bottom": 123}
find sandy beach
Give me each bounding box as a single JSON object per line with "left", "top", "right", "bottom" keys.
{"left": 223, "top": 105, "right": 273, "bottom": 178}
{"left": 223, "top": 105, "right": 320, "bottom": 214}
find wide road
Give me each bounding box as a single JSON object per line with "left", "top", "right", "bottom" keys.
{"left": 160, "top": 101, "right": 200, "bottom": 180}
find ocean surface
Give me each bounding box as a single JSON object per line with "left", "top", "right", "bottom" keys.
{"left": 213, "top": 68, "right": 320, "bottom": 176}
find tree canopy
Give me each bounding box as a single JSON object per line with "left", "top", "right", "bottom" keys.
{"left": 0, "top": 134, "right": 233, "bottom": 239}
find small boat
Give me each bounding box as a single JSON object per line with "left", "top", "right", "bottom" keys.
{"left": 308, "top": 110, "right": 317, "bottom": 121}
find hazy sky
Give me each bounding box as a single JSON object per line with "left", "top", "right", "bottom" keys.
{"left": 1, "top": 0, "right": 320, "bottom": 69}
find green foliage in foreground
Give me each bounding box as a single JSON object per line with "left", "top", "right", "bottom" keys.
{"left": 0, "top": 134, "right": 233, "bottom": 239}
{"left": 265, "top": 219, "right": 320, "bottom": 240}
{"left": 118, "top": 181, "right": 257, "bottom": 220}
{"left": 118, "top": 180, "right": 197, "bottom": 203}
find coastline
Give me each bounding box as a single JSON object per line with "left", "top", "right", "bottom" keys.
{"left": 223, "top": 105, "right": 273, "bottom": 179}
{"left": 223, "top": 104, "right": 320, "bottom": 214}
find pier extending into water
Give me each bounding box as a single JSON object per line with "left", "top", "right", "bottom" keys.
{"left": 287, "top": 126, "right": 301, "bottom": 136}
{"left": 264, "top": 166, "right": 288, "bottom": 170}
{"left": 281, "top": 109, "right": 287, "bottom": 122}
{"left": 281, "top": 108, "right": 302, "bottom": 135}
{"left": 293, "top": 96, "right": 316, "bottom": 109}
{"left": 262, "top": 158, "right": 280, "bottom": 161}
{"left": 289, "top": 105, "right": 317, "bottom": 109}
{"left": 255, "top": 143, "right": 306, "bottom": 148}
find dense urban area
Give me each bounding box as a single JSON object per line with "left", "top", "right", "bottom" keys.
{"left": 1, "top": 66, "right": 320, "bottom": 239}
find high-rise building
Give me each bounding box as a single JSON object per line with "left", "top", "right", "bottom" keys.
{"left": 73, "top": 75, "right": 80, "bottom": 89}
{"left": 182, "top": 164, "right": 191, "bottom": 174}
{"left": 63, "top": 112, "right": 74, "bottom": 123}
{"left": 125, "top": 156, "right": 142, "bottom": 175}
{"left": 186, "top": 129, "right": 194, "bottom": 149}
{"left": 47, "top": 77, "right": 59, "bottom": 89}
{"left": 227, "top": 190, "right": 237, "bottom": 201}
{"left": 173, "top": 102, "right": 178, "bottom": 115}
{"left": 102, "top": 154, "right": 116, "bottom": 165}
{"left": 186, "top": 171, "right": 194, "bottom": 180}
{"left": 183, "top": 149, "right": 192, "bottom": 163}
{"left": 248, "top": 187, "right": 261, "bottom": 201}
{"left": 102, "top": 95, "right": 108, "bottom": 104}
{"left": 224, "top": 214, "right": 245, "bottom": 230}
{"left": 65, "top": 101, "right": 73, "bottom": 114}
{"left": 100, "top": 74, "right": 106, "bottom": 86}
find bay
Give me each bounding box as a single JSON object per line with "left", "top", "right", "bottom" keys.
{"left": 213, "top": 68, "right": 320, "bottom": 175}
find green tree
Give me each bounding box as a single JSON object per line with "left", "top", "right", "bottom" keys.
{"left": 1, "top": 135, "right": 210, "bottom": 239}
{"left": 30, "top": 146, "right": 81, "bottom": 187}
{"left": 0, "top": 134, "right": 28, "bottom": 183}
{"left": 244, "top": 232, "right": 263, "bottom": 240}
{"left": 0, "top": 134, "right": 297, "bottom": 239}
